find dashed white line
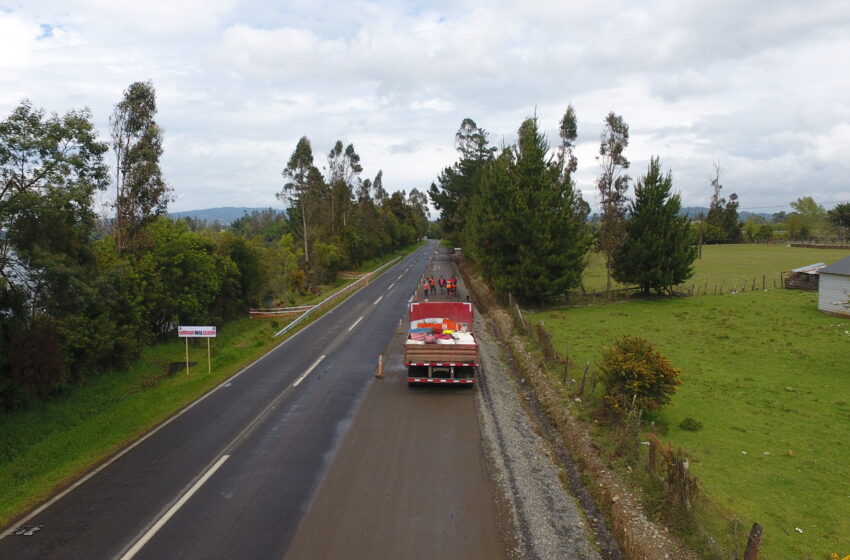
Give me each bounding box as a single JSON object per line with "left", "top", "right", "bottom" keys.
{"left": 348, "top": 316, "right": 363, "bottom": 331}
{"left": 397, "top": 274, "right": 403, "bottom": 280}
{"left": 387, "top": 283, "right": 395, "bottom": 291}
{"left": 120, "top": 454, "right": 231, "bottom": 560}
{"left": 293, "top": 355, "right": 326, "bottom": 387}
{"left": 374, "top": 295, "right": 383, "bottom": 305}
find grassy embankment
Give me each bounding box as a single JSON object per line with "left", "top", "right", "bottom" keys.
{"left": 528, "top": 244, "right": 850, "bottom": 558}
{"left": 0, "top": 244, "right": 420, "bottom": 528}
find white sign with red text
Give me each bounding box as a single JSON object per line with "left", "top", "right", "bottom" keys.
{"left": 178, "top": 326, "right": 217, "bottom": 338}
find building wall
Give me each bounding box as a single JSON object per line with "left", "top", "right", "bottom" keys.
{"left": 818, "top": 273, "right": 850, "bottom": 315}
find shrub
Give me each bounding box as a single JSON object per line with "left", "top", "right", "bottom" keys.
{"left": 598, "top": 335, "right": 681, "bottom": 417}
{"left": 679, "top": 417, "right": 703, "bottom": 431}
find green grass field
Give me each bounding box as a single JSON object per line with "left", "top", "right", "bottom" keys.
{"left": 530, "top": 245, "right": 850, "bottom": 558}
{"left": 582, "top": 244, "right": 850, "bottom": 294}
{"left": 0, "top": 243, "right": 419, "bottom": 528}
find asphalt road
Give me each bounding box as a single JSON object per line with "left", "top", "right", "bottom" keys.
{"left": 0, "top": 241, "right": 450, "bottom": 559}
{"left": 284, "top": 250, "right": 506, "bottom": 560}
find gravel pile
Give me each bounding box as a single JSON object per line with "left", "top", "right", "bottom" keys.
{"left": 474, "top": 312, "right": 605, "bottom": 560}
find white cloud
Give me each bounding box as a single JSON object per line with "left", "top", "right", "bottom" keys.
{"left": 1, "top": 0, "right": 849, "bottom": 214}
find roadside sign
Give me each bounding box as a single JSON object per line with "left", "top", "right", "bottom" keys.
{"left": 177, "top": 326, "right": 217, "bottom": 374}
{"left": 178, "top": 326, "right": 217, "bottom": 338}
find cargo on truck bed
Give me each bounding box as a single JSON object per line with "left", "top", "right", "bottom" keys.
{"left": 404, "top": 301, "right": 479, "bottom": 386}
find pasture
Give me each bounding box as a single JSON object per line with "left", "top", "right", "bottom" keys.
{"left": 581, "top": 243, "right": 849, "bottom": 294}
{"left": 530, "top": 244, "right": 850, "bottom": 558}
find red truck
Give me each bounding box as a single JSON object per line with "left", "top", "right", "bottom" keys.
{"left": 404, "top": 301, "right": 479, "bottom": 385}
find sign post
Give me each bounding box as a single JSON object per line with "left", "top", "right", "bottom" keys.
{"left": 178, "top": 326, "right": 217, "bottom": 375}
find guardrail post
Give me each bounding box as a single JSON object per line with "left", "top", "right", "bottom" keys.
{"left": 375, "top": 354, "right": 383, "bottom": 378}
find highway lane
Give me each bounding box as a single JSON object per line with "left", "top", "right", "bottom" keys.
{"left": 0, "top": 241, "right": 439, "bottom": 560}
{"left": 283, "top": 249, "right": 507, "bottom": 559}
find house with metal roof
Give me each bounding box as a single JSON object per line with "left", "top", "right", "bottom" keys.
{"left": 817, "top": 255, "right": 850, "bottom": 316}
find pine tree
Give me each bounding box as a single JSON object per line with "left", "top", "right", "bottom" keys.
{"left": 613, "top": 157, "right": 696, "bottom": 295}
{"left": 429, "top": 118, "right": 495, "bottom": 243}
{"left": 466, "top": 114, "right": 591, "bottom": 302}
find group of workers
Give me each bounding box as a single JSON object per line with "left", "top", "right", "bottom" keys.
{"left": 422, "top": 275, "right": 458, "bottom": 298}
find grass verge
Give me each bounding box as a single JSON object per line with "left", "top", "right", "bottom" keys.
{"left": 0, "top": 243, "right": 420, "bottom": 529}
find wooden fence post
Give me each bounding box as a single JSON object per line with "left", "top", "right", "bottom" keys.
{"left": 743, "top": 522, "right": 763, "bottom": 560}
{"left": 648, "top": 425, "right": 657, "bottom": 474}
{"left": 578, "top": 362, "right": 589, "bottom": 395}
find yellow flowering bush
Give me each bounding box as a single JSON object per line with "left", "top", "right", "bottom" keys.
{"left": 598, "top": 335, "right": 682, "bottom": 415}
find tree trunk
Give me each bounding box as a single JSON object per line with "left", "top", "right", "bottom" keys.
{"left": 302, "top": 210, "right": 309, "bottom": 263}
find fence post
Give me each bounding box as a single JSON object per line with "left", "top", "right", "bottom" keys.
{"left": 743, "top": 523, "right": 763, "bottom": 560}
{"left": 578, "top": 362, "right": 589, "bottom": 394}
{"left": 648, "top": 425, "right": 657, "bottom": 474}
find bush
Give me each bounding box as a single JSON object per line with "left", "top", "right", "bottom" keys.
{"left": 678, "top": 417, "right": 703, "bottom": 431}
{"left": 598, "top": 335, "right": 681, "bottom": 417}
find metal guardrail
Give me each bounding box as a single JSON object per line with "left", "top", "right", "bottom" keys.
{"left": 272, "top": 255, "right": 404, "bottom": 338}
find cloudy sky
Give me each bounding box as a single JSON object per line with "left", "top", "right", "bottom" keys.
{"left": 2, "top": 1, "right": 849, "bottom": 216}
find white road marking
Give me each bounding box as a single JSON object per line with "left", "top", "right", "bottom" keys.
{"left": 119, "top": 454, "right": 231, "bottom": 560}
{"left": 293, "top": 355, "right": 326, "bottom": 387}
{"left": 348, "top": 316, "right": 363, "bottom": 331}
{"left": 397, "top": 274, "right": 403, "bottom": 280}
{"left": 374, "top": 295, "right": 383, "bottom": 305}
{"left": 387, "top": 283, "right": 395, "bottom": 291}
{"left": 2, "top": 248, "right": 427, "bottom": 543}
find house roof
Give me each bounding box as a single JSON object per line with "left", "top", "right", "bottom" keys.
{"left": 820, "top": 255, "right": 850, "bottom": 276}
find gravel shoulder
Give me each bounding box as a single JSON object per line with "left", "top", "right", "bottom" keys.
{"left": 474, "top": 307, "right": 610, "bottom": 560}
{"left": 285, "top": 247, "right": 614, "bottom": 559}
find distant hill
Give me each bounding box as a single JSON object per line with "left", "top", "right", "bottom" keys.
{"left": 169, "top": 207, "right": 278, "bottom": 225}
{"left": 681, "top": 206, "right": 773, "bottom": 221}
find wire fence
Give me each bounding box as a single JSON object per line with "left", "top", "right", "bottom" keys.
{"left": 511, "top": 307, "right": 763, "bottom": 559}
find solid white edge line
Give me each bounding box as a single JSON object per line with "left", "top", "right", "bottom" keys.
{"left": 348, "top": 316, "right": 363, "bottom": 331}
{"left": 373, "top": 295, "right": 382, "bottom": 305}
{"left": 0, "top": 339, "right": 289, "bottom": 541}
{"left": 293, "top": 355, "right": 325, "bottom": 387}
{"left": 1, "top": 248, "right": 421, "bottom": 540}
{"left": 119, "top": 454, "right": 230, "bottom": 560}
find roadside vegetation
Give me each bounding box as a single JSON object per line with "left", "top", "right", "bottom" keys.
{"left": 1, "top": 84, "right": 428, "bottom": 411}
{"left": 0, "top": 243, "right": 418, "bottom": 527}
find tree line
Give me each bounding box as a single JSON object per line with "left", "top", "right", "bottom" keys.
{"left": 734, "top": 195, "right": 850, "bottom": 242}
{"left": 0, "top": 82, "right": 427, "bottom": 409}
{"left": 430, "top": 109, "right": 697, "bottom": 302}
